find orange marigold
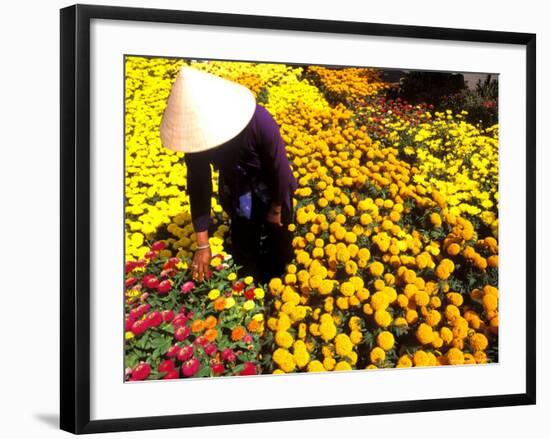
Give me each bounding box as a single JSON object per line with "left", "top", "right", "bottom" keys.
{"left": 231, "top": 326, "right": 246, "bottom": 342}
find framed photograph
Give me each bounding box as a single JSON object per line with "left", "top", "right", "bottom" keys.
{"left": 60, "top": 4, "right": 536, "bottom": 434}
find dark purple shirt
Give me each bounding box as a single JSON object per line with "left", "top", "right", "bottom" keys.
{"left": 184, "top": 104, "right": 298, "bottom": 232}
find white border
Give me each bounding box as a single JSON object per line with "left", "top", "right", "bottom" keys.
{"left": 90, "top": 19, "right": 526, "bottom": 421}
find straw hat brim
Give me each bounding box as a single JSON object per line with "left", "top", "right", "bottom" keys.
{"left": 159, "top": 66, "right": 256, "bottom": 154}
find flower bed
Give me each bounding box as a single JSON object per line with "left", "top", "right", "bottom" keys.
{"left": 124, "top": 57, "right": 499, "bottom": 378}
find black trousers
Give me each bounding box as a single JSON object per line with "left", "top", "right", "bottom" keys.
{"left": 229, "top": 211, "right": 294, "bottom": 285}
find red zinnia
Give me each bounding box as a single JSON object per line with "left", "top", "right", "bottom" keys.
{"left": 130, "top": 363, "right": 151, "bottom": 381}
{"left": 239, "top": 362, "right": 257, "bottom": 376}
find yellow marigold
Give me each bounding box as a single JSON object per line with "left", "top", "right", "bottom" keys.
{"left": 445, "top": 304, "right": 461, "bottom": 321}
{"left": 273, "top": 348, "right": 296, "bottom": 372}
{"left": 446, "top": 242, "right": 461, "bottom": 256}
{"left": 371, "top": 291, "right": 389, "bottom": 311}
{"left": 269, "top": 277, "right": 284, "bottom": 294}
{"left": 429, "top": 292, "right": 441, "bottom": 306}
{"left": 446, "top": 292, "right": 463, "bottom": 306}
{"left": 284, "top": 273, "right": 297, "bottom": 285}
{"left": 430, "top": 212, "right": 442, "bottom": 227}
{"left": 432, "top": 335, "right": 443, "bottom": 349}
{"left": 469, "top": 333, "right": 489, "bottom": 351}
{"left": 376, "top": 331, "right": 395, "bottom": 350}
{"left": 357, "top": 288, "right": 370, "bottom": 301}
{"left": 405, "top": 309, "right": 418, "bottom": 324}
{"left": 447, "top": 347, "right": 465, "bottom": 365}
{"left": 403, "top": 283, "right": 418, "bottom": 298}
{"left": 394, "top": 316, "right": 408, "bottom": 327}
{"left": 349, "top": 316, "right": 362, "bottom": 331}
{"left": 425, "top": 310, "right": 442, "bottom": 327}
{"left": 397, "top": 355, "right": 412, "bottom": 368}
{"left": 336, "top": 297, "right": 349, "bottom": 310}
{"left": 363, "top": 303, "right": 374, "bottom": 315}
{"left": 293, "top": 348, "right": 310, "bottom": 368}
{"left": 374, "top": 310, "right": 392, "bottom": 328}
{"left": 350, "top": 330, "right": 363, "bottom": 344}
{"left": 275, "top": 330, "right": 294, "bottom": 348}
{"left": 370, "top": 347, "right": 386, "bottom": 363}
{"left": 358, "top": 247, "right": 371, "bottom": 261}
{"left": 414, "top": 291, "right": 430, "bottom": 307}
{"left": 482, "top": 294, "right": 498, "bottom": 312}
{"left": 474, "top": 351, "right": 488, "bottom": 364}
{"left": 349, "top": 276, "right": 364, "bottom": 290}
{"left": 319, "top": 321, "right": 337, "bottom": 341}
{"left": 307, "top": 360, "right": 326, "bottom": 372}
{"left": 298, "top": 322, "right": 307, "bottom": 339}
{"left": 318, "top": 280, "right": 334, "bottom": 295}
{"left": 277, "top": 313, "right": 291, "bottom": 331}
{"left": 323, "top": 357, "right": 336, "bottom": 370}
{"left": 335, "top": 333, "right": 354, "bottom": 357}
{"left": 416, "top": 323, "right": 435, "bottom": 345}
{"left": 335, "top": 361, "right": 352, "bottom": 371}
{"left": 435, "top": 264, "right": 450, "bottom": 280}
{"left": 413, "top": 350, "right": 430, "bottom": 367}
{"left": 369, "top": 261, "right": 385, "bottom": 277}
{"left": 340, "top": 281, "right": 355, "bottom": 297}
{"left": 336, "top": 248, "right": 350, "bottom": 263}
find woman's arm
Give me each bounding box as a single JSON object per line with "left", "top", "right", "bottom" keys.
{"left": 184, "top": 152, "right": 213, "bottom": 281}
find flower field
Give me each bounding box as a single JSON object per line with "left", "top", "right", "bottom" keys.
{"left": 124, "top": 56, "right": 499, "bottom": 380}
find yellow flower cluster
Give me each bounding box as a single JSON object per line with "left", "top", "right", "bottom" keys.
{"left": 188, "top": 60, "right": 293, "bottom": 97}
{"left": 257, "top": 64, "right": 498, "bottom": 372}
{"left": 390, "top": 111, "right": 499, "bottom": 235}
{"left": 309, "top": 66, "right": 389, "bottom": 103}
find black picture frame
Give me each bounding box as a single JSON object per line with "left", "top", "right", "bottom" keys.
{"left": 60, "top": 3, "right": 536, "bottom": 434}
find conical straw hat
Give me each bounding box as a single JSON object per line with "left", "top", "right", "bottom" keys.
{"left": 159, "top": 65, "right": 256, "bottom": 153}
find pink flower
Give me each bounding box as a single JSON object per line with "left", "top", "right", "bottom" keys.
{"left": 151, "top": 241, "right": 166, "bottom": 251}
{"left": 221, "top": 348, "right": 236, "bottom": 363}
{"left": 130, "top": 363, "right": 151, "bottom": 381}
{"left": 163, "top": 257, "right": 180, "bottom": 270}
{"left": 239, "top": 362, "right": 257, "bottom": 376}
{"left": 162, "top": 310, "right": 174, "bottom": 323}
{"left": 174, "top": 325, "right": 190, "bottom": 341}
{"left": 180, "top": 281, "right": 195, "bottom": 294}
{"left": 157, "top": 279, "right": 172, "bottom": 295}
{"left": 158, "top": 359, "right": 175, "bottom": 373}
{"left": 243, "top": 333, "right": 253, "bottom": 344}
{"left": 145, "top": 311, "right": 162, "bottom": 327}
{"left": 166, "top": 345, "right": 180, "bottom": 358}
{"left": 193, "top": 336, "right": 208, "bottom": 347}
{"left": 211, "top": 363, "right": 225, "bottom": 375}
{"left": 163, "top": 369, "right": 179, "bottom": 379}
{"left": 125, "top": 316, "right": 135, "bottom": 331}
{"left": 177, "top": 345, "right": 194, "bottom": 362}
{"left": 203, "top": 343, "right": 217, "bottom": 356}
{"left": 142, "top": 275, "right": 159, "bottom": 289}
{"left": 131, "top": 320, "right": 148, "bottom": 336}
{"left": 182, "top": 358, "right": 200, "bottom": 377}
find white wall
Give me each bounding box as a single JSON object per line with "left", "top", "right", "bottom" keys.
{"left": 0, "top": 0, "right": 546, "bottom": 437}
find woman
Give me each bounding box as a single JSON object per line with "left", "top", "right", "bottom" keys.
{"left": 160, "top": 66, "right": 297, "bottom": 283}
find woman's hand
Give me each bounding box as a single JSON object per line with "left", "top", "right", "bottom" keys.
{"left": 191, "top": 247, "right": 212, "bottom": 282}
{"left": 192, "top": 230, "right": 211, "bottom": 282}
{"left": 266, "top": 202, "right": 283, "bottom": 227}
